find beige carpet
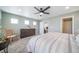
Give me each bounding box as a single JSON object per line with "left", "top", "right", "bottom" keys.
{"left": 0, "top": 37, "right": 32, "bottom": 53}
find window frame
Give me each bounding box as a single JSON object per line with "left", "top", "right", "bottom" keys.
{"left": 33, "top": 21, "right": 37, "bottom": 26}
{"left": 24, "top": 20, "right": 30, "bottom": 25}
{"left": 11, "top": 18, "right": 19, "bottom": 24}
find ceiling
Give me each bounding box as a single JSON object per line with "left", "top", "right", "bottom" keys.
{"left": 0, "top": 6, "right": 79, "bottom": 20}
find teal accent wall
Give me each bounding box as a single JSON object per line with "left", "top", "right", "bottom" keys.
{"left": 2, "top": 11, "right": 40, "bottom": 35}
{"left": 0, "top": 10, "right": 1, "bottom": 24}
{"left": 0, "top": 10, "right": 2, "bottom": 33}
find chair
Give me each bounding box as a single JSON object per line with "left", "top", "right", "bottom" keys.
{"left": 4, "top": 29, "right": 17, "bottom": 43}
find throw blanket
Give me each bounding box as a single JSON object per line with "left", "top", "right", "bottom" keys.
{"left": 27, "top": 32, "right": 79, "bottom": 53}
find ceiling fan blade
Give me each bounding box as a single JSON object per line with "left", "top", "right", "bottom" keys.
{"left": 43, "top": 12, "right": 50, "bottom": 14}
{"left": 34, "top": 12, "right": 40, "bottom": 14}
{"left": 43, "top": 6, "right": 50, "bottom": 11}
{"left": 34, "top": 7, "right": 40, "bottom": 12}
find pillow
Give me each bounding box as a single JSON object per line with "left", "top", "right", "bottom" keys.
{"left": 73, "top": 31, "right": 79, "bottom": 40}
{"left": 76, "top": 34, "right": 79, "bottom": 38}
{"left": 75, "top": 34, "right": 79, "bottom": 43}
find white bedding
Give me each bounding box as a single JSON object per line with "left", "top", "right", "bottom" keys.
{"left": 27, "top": 32, "right": 79, "bottom": 53}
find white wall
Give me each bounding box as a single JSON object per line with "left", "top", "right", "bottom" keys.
{"left": 39, "top": 21, "right": 44, "bottom": 34}
{"left": 48, "top": 17, "right": 61, "bottom": 32}
{"left": 40, "top": 11, "right": 79, "bottom": 34}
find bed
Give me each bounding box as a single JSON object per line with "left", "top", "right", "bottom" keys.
{"left": 27, "top": 32, "right": 79, "bottom": 53}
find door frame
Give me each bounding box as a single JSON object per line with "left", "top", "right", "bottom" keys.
{"left": 60, "top": 16, "right": 74, "bottom": 34}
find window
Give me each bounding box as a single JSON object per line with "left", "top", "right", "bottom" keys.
{"left": 33, "top": 21, "right": 37, "bottom": 26}
{"left": 11, "top": 18, "right": 18, "bottom": 24}
{"left": 24, "top": 20, "right": 29, "bottom": 25}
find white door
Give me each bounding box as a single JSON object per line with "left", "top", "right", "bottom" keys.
{"left": 39, "top": 22, "right": 44, "bottom": 34}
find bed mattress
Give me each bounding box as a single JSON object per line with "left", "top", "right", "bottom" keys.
{"left": 27, "top": 32, "right": 79, "bottom": 53}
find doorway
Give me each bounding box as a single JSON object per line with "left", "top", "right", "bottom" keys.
{"left": 44, "top": 22, "right": 48, "bottom": 33}
{"left": 62, "top": 17, "right": 72, "bottom": 34}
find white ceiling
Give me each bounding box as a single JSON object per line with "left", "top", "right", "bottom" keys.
{"left": 0, "top": 6, "right": 79, "bottom": 20}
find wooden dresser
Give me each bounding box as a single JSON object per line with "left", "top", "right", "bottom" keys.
{"left": 20, "top": 29, "right": 35, "bottom": 38}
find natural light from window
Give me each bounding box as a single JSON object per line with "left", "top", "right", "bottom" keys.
{"left": 24, "top": 20, "right": 29, "bottom": 25}
{"left": 33, "top": 21, "right": 37, "bottom": 26}
{"left": 11, "top": 18, "right": 18, "bottom": 24}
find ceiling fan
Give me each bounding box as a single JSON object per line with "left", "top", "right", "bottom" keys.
{"left": 34, "top": 6, "right": 50, "bottom": 16}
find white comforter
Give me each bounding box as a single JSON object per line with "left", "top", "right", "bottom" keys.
{"left": 27, "top": 32, "right": 79, "bottom": 53}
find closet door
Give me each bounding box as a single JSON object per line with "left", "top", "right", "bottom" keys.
{"left": 63, "top": 18, "right": 72, "bottom": 34}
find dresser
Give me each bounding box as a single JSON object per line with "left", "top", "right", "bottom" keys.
{"left": 20, "top": 29, "right": 35, "bottom": 38}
